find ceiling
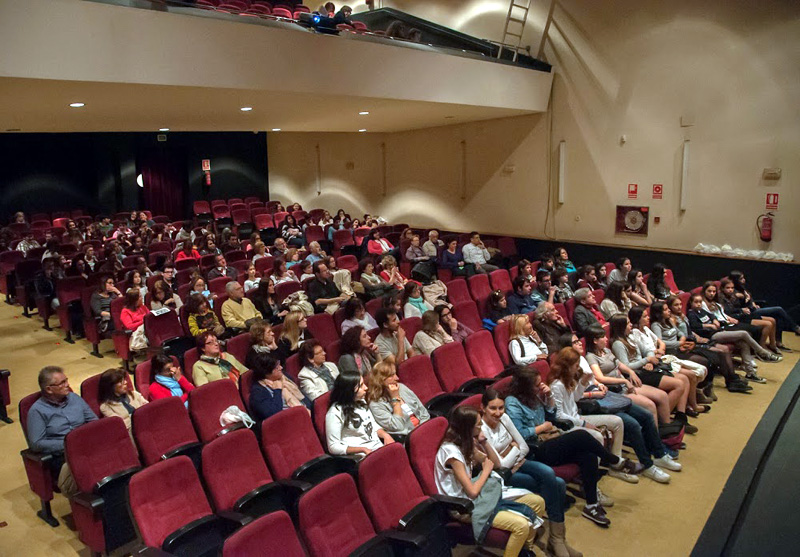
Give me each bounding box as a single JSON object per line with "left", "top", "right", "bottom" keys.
{"left": 0, "top": 77, "right": 533, "bottom": 134}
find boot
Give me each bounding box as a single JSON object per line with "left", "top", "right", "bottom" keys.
{"left": 703, "top": 383, "right": 718, "bottom": 401}
{"left": 696, "top": 388, "right": 713, "bottom": 404}
{"left": 548, "top": 521, "right": 583, "bottom": 557}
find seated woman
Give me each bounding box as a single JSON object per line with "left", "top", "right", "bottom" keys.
{"left": 251, "top": 241, "right": 268, "bottom": 262}
{"left": 199, "top": 237, "right": 221, "bottom": 257}
{"left": 251, "top": 279, "right": 288, "bottom": 325}
{"left": 509, "top": 314, "right": 548, "bottom": 366}
{"left": 246, "top": 320, "right": 280, "bottom": 369}
{"left": 547, "top": 349, "right": 635, "bottom": 483}
{"left": 121, "top": 288, "right": 149, "bottom": 351}
{"left": 608, "top": 257, "right": 632, "bottom": 284}
{"left": 505, "top": 366, "right": 634, "bottom": 526}
{"left": 189, "top": 275, "right": 217, "bottom": 307}
{"left": 150, "top": 279, "right": 182, "bottom": 311}
{"left": 484, "top": 290, "right": 512, "bottom": 332}
{"left": 412, "top": 310, "right": 453, "bottom": 355}
{"left": 272, "top": 257, "right": 299, "bottom": 286}
{"left": 479, "top": 389, "right": 581, "bottom": 556}
{"left": 594, "top": 263, "right": 610, "bottom": 290}
{"left": 297, "top": 340, "right": 340, "bottom": 401}
{"left": 665, "top": 296, "right": 750, "bottom": 395}
{"left": 626, "top": 269, "right": 653, "bottom": 307}
{"left": 281, "top": 214, "right": 305, "bottom": 247}
{"left": 585, "top": 326, "right": 677, "bottom": 432}
{"left": 338, "top": 325, "right": 379, "bottom": 377}
{"left": 340, "top": 297, "right": 378, "bottom": 334}
{"left": 243, "top": 263, "right": 261, "bottom": 293}
{"left": 647, "top": 263, "right": 677, "bottom": 301}
{"left": 435, "top": 305, "right": 474, "bottom": 343}
{"left": 284, "top": 248, "right": 303, "bottom": 270}
{"left": 186, "top": 293, "right": 225, "bottom": 338}
{"left": 192, "top": 331, "right": 247, "bottom": 387}
{"left": 149, "top": 354, "right": 194, "bottom": 406}
{"left": 367, "top": 229, "right": 400, "bottom": 259}
{"left": 326, "top": 372, "right": 394, "bottom": 459}
{"left": 97, "top": 368, "right": 147, "bottom": 431}
{"left": 719, "top": 278, "right": 780, "bottom": 355}
{"left": 367, "top": 356, "right": 430, "bottom": 438}
{"left": 175, "top": 239, "right": 201, "bottom": 262}
{"left": 612, "top": 312, "right": 696, "bottom": 432}
{"left": 359, "top": 258, "right": 394, "bottom": 299}
{"left": 68, "top": 256, "right": 89, "bottom": 280}
{"left": 276, "top": 311, "right": 314, "bottom": 362}
{"left": 440, "top": 238, "right": 472, "bottom": 277}
{"left": 380, "top": 255, "right": 409, "bottom": 290}
{"left": 554, "top": 334, "right": 680, "bottom": 483}
{"left": 91, "top": 275, "right": 121, "bottom": 333}
{"left": 405, "top": 234, "right": 435, "bottom": 278}
{"left": 553, "top": 247, "right": 576, "bottom": 274}
{"left": 687, "top": 293, "right": 775, "bottom": 381}
{"left": 248, "top": 352, "right": 310, "bottom": 423}
{"left": 729, "top": 270, "right": 800, "bottom": 344}
{"left": 402, "top": 282, "right": 433, "bottom": 319}
{"left": 552, "top": 268, "right": 574, "bottom": 304}
{"left": 576, "top": 265, "right": 599, "bottom": 291}
{"left": 599, "top": 281, "right": 632, "bottom": 320}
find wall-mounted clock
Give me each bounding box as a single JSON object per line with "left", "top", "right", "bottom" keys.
{"left": 615, "top": 205, "right": 649, "bottom": 235}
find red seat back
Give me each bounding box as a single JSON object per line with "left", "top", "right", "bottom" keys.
{"left": 465, "top": 330, "right": 505, "bottom": 379}
{"left": 399, "top": 316, "right": 421, "bottom": 343}
{"left": 593, "top": 289, "right": 605, "bottom": 305}
{"left": 129, "top": 456, "right": 212, "bottom": 548}
{"left": 223, "top": 511, "right": 305, "bottom": 557}
{"left": 275, "top": 281, "right": 302, "bottom": 305}
{"left": 365, "top": 297, "right": 383, "bottom": 318}
{"left": 299, "top": 474, "right": 377, "bottom": 557}
{"left": 532, "top": 359, "right": 551, "bottom": 383}
{"left": 332, "top": 229, "right": 354, "bottom": 251}
{"left": 273, "top": 211, "right": 289, "bottom": 227}
{"left": 144, "top": 310, "right": 183, "bottom": 348}
{"left": 445, "top": 279, "right": 471, "bottom": 305}
{"left": 80, "top": 372, "right": 133, "bottom": 418}
{"left": 202, "top": 429, "right": 272, "bottom": 511}
{"left": 311, "top": 391, "right": 332, "bottom": 450}
{"left": 407, "top": 417, "right": 448, "bottom": 495}
{"left": 468, "top": 274, "right": 492, "bottom": 316}
{"left": 457, "top": 393, "right": 482, "bottom": 410}
{"left": 254, "top": 214, "right": 274, "bottom": 230}
{"left": 489, "top": 269, "right": 513, "bottom": 294}
{"left": 132, "top": 397, "right": 200, "bottom": 466}
{"left": 304, "top": 225, "right": 324, "bottom": 244}
{"left": 188, "top": 380, "right": 245, "bottom": 442}
{"left": 564, "top": 297, "right": 578, "bottom": 328}
{"left": 431, "top": 342, "right": 477, "bottom": 392}
{"left": 493, "top": 319, "right": 513, "bottom": 366}
{"left": 306, "top": 313, "right": 339, "bottom": 347}
{"left": 261, "top": 406, "right": 326, "bottom": 480}
{"left": 226, "top": 332, "right": 252, "bottom": 366}
{"left": 397, "top": 355, "right": 445, "bottom": 405}
{"left": 65, "top": 417, "right": 140, "bottom": 493}
{"left": 452, "top": 300, "right": 482, "bottom": 333}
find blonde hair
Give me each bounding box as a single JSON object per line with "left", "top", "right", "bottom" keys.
{"left": 421, "top": 310, "right": 440, "bottom": 334}
{"left": 281, "top": 310, "right": 306, "bottom": 350}
{"left": 367, "top": 355, "right": 397, "bottom": 403}
{"left": 510, "top": 314, "right": 529, "bottom": 340}
{"left": 381, "top": 255, "right": 397, "bottom": 269}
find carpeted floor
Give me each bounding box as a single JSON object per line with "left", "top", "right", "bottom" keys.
{"left": 0, "top": 301, "right": 797, "bottom": 557}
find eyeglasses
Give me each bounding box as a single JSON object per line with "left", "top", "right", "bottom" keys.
{"left": 49, "top": 379, "right": 69, "bottom": 388}
{"left": 205, "top": 339, "right": 219, "bottom": 345}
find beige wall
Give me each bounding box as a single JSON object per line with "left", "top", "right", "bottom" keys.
{"left": 270, "top": 0, "right": 800, "bottom": 257}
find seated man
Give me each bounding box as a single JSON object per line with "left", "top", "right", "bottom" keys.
{"left": 375, "top": 307, "right": 415, "bottom": 363}
{"left": 207, "top": 254, "right": 239, "bottom": 281}
{"left": 192, "top": 331, "right": 248, "bottom": 387}
{"left": 461, "top": 231, "right": 498, "bottom": 274}
{"left": 422, "top": 229, "right": 444, "bottom": 259}
{"left": 307, "top": 261, "right": 349, "bottom": 314}
{"left": 530, "top": 269, "right": 556, "bottom": 307}
{"left": 272, "top": 237, "right": 289, "bottom": 258}
{"left": 532, "top": 302, "right": 572, "bottom": 353}
{"left": 221, "top": 281, "right": 263, "bottom": 333}
{"left": 507, "top": 275, "right": 538, "bottom": 315}
{"left": 573, "top": 287, "right": 607, "bottom": 337}
{"left": 26, "top": 367, "right": 97, "bottom": 498}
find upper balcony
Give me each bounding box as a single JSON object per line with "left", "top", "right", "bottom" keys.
{"left": 0, "top": 0, "right": 554, "bottom": 132}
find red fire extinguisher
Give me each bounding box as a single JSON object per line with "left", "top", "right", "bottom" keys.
{"left": 756, "top": 212, "right": 774, "bottom": 242}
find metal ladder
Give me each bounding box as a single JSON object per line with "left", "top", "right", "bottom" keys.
{"left": 497, "top": 0, "right": 533, "bottom": 62}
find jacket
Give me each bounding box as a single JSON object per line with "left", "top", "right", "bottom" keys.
{"left": 149, "top": 375, "right": 195, "bottom": 403}
{"left": 298, "top": 362, "right": 340, "bottom": 401}
{"left": 192, "top": 353, "right": 247, "bottom": 387}
{"left": 504, "top": 395, "right": 554, "bottom": 441}
{"left": 573, "top": 304, "right": 604, "bottom": 337}
{"left": 368, "top": 383, "right": 430, "bottom": 435}
{"left": 99, "top": 391, "right": 148, "bottom": 430}
{"left": 221, "top": 297, "right": 262, "bottom": 329}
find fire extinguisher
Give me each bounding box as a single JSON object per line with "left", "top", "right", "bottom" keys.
{"left": 756, "top": 212, "right": 774, "bottom": 242}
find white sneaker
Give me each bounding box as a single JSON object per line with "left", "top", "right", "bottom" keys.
{"left": 654, "top": 455, "right": 683, "bottom": 472}
{"left": 596, "top": 488, "right": 614, "bottom": 507}
{"left": 607, "top": 468, "right": 639, "bottom": 484}
{"left": 642, "top": 465, "right": 671, "bottom": 484}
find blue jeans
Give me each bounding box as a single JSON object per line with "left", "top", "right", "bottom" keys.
{"left": 753, "top": 306, "right": 798, "bottom": 342}
{"left": 509, "top": 460, "right": 567, "bottom": 522}
{"left": 621, "top": 403, "right": 666, "bottom": 468}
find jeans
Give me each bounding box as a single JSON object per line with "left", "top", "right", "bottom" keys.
{"left": 753, "top": 306, "right": 798, "bottom": 342}
{"left": 509, "top": 460, "right": 567, "bottom": 522}
{"left": 620, "top": 403, "right": 666, "bottom": 468}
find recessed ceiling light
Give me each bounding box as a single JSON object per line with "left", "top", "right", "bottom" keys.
{"left": 359, "top": 111, "right": 369, "bottom": 115}
{"left": 240, "top": 107, "right": 253, "bottom": 112}
{"left": 358, "top": 129, "right": 367, "bottom": 132}
{"left": 272, "top": 128, "right": 281, "bottom": 132}
{"left": 69, "top": 102, "right": 85, "bottom": 108}
{"left": 159, "top": 128, "right": 170, "bottom": 132}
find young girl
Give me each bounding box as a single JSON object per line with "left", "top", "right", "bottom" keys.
{"left": 150, "top": 280, "right": 182, "bottom": 311}
{"left": 186, "top": 293, "right": 225, "bottom": 338}
{"left": 435, "top": 305, "right": 475, "bottom": 343}
{"left": 627, "top": 269, "right": 653, "bottom": 307}
{"left": 276, "top": 310, "right": 313, "bottom": 362}
{"left": 479, "top": 390, "right": 581, "bottom": 557}
{"left": 281, "top": 214, "right": 305, "bottom": 247}
{"left": 594, "top": 263, "right": 609, "bottom": 290}
{"left": 251, "top": 279, "right": 287, "bottom": 325}
{"left": 608, "top": 257, "right": 632, "bottom": 283}
{"left": 599, "top": 281, "right": 631, "bottom": 320}
{"left": 719, "top": 278, "right": 779, "bottom": 355}
{"left": 610, "top": 313, "right": 696, "bottom": 433}
{"left": 729, "top": 270, "right": 800, "bottom": 342}
{"left": 189, "top": 275, "right": 217, "bottom": 307}
{"left": 552, "top": 268, "right": 574, "bottom": 304}
{"left": 272, "top": 257, "right": 299, "bottom": 286}
{"left": 647, "top": 264, "right": 675, "bottom": 301}
{"left": 326, "top": 373, "right": 393, "bottom": 458}
{"left": 436, "top": 405, "right": 546, "bottom": 554}
{"left": 517, "top": 259, "right": 535, "bottom": 283}
{"left": 127, "top": 269, "right": 148, "bottom": 300}
{"left": 509, "top": 314, "right": 548, "bottom": 366}
{"left": 485, "top": 290, "right": 512, "bottom": 331}
{"left": 298, "top": 260, "right": 315, "bottom": 282}
{"left": 243, "top": 263, "right": 261, "bottom": 293}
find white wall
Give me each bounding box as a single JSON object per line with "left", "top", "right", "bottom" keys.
{"left": 270, "top": 0, "right": 800, "bottom": 256}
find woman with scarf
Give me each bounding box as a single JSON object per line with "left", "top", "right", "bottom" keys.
{"left": 248, "top": 352, "right": 310, "bottom": 422}
{"left": 149, "top": 354, "right": 194, "bottom": 406}
{"left": 191, "top": 331, "right": 247, "bottom": 387}
{"left": 98, "top": 368, "right": 148, "bottom": 431}
{"left": 401, "top": 282, "right": 432, "bottom": 319}
{"left": 297, "top": 340, "right": 340, "bottom": 401}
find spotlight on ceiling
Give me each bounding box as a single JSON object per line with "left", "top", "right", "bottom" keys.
{"left": 69, "top": 102, "right": 85, "bottom": 108}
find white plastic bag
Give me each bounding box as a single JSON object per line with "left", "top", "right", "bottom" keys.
{"left": 220, "top": 406, "right": 254, "bottom": 429}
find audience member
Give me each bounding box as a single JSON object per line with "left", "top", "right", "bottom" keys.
{"left": 600, "top": 281, "right": 632, "bottom": 320}
{"left": 192, "top": 331, "right": 247, "bottom": 387}
{"left": 509, "top": 314, "right": 548, "bottom": 365}
{"left": 375, "top": 307, "right": 414, "bottom": 362}
{"left": 276, "top": 310, "right": 313, "bottom": 362}
{"left": 435, "top": 304, "right": 474, "bottom": 343}
{"left": 507, "top": 276, "right": 538, "bottom": 315}
{"left": 530, "top": 269, "right": 556, "bottom": 306}
{"left": 221, "top": 281, "right": 262, "bottom": 333}
{"left": 121, "top": 288, "right": 149, "bottom": 351}
{"left": 402, "top": 282, "right": 433, "bottom": 318}
{"left": 338, "top": 325, "right": 379, "bottom": 376}
{"left": 326, "top": 372, "right": 393, "bottom": 459}
{"left": 440, "top": 238, "right": 471, "bottom": 277}
{"left": 90, "top": 275, "right": 120, "bottom": 332}
{"left": 340, "top": 297, "right": 377, "bottom": 334}
{"left": 379, "top": 255, "right": 409, "bottom": 289}
{"left": 532, "top": 302, "right": 571, "bottom": 353}
{"left": 367, "top": 356, "right": 429, "bottom": 437}
{"left": 187, "top": 292, "right": 225, "bottom": 338}
{"left": 246, "top": 320, "right": 280, "bottom": 369}
{"left": 627, "top": 269, "right": 653, "bottom": 307}
{"left": 207, "top": 254, "right": 239, "bottom": 281}
{"left": 249, "top": 352, "right": 310, "bottom": 423}
{"left": 97, "top": 368, "right": 147, "bottom": 431}
{"left": 572, "top": 288, "right": 606, "bottom": 337}
{"left": 412, "top": 310, "right": 453, "bottom": 355}
{"left": 608, "top": 257, "right": 631, "bottom": 283}
{"left": 251, "top": 279, "right": 287, "bottom": 325}
{"left": 359, "top": 258, "right": 394, "bottom": 298}
{"left": 462, "top": 232, "right": 498, "bottom": 273}
{"left": 422, "top": 229, "right": 444, "bottom": 258}
{"left": 307, "top": 261, "right": 348, "bottom": 314}
{"left": 553, "top": 247, "right": 576, "bottom": 273}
